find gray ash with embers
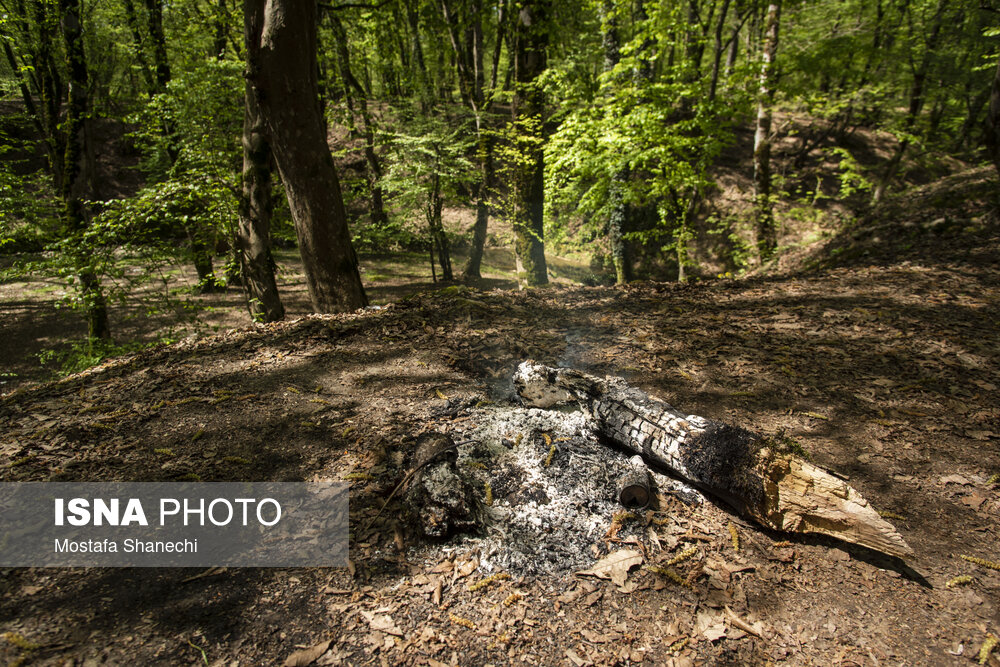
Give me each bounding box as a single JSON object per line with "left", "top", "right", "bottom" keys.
{"left": 440, "top": 405, "right": 700, "bottom": 575}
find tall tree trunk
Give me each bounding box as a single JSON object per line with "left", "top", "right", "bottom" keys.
{"left": 708, "top": 0, "right": 732, "bottom": 101}
{"left": 143, "top": 0, "right": 171, "bottom": 91}
{"left": 426, "top": 173, "right": 453, "bottom": 281}
{"left": 439, "top": 0, "right": 503, "bottom": 282}
{"left": 249, "top": 0, "right": 367, "bottom": 313}
{"left": 602, "top": 1, "right": 630, "bottom": 284}
{"left": 405, "top": 0, "right": 432, "bottom": 109}
{"left": 510, "top": 0, "right": 549, "bottom": 288}
{"left": 145, "top": 0, "right": 221, "bottom": 288}
{"left": 213, "top": 0, "right": 228, "bottom": 58}
{"left": 463, "top": 129, "right": 494, "bottom": 281}
{"left": 753, "top": 1, "right": 780, "bottom": 263}
{"left": 60, "top": 0, "right": 110, "bottom": 339}
{"left": 328, "top": 14, "right": 389, "bottom": 227}
{"left": 121, "top": 0, "right": 155, "bottom": 92}
{"left": 237, "top": 0, "right": 283, "bottom": 323}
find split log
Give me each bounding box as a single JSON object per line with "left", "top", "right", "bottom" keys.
{"left": 514, "top": 362, "right": 912, "bottom": 559}
{"left": 618, "top": 455, "right": 652, "bottom": 509}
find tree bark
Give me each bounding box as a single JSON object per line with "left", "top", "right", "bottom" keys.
{"left": 237, "top": 0, "right": 284, "bottom": 323}
{"left": 510, "top": 0, "right": 549, "bottom": 288}
{"left": 439, "top": 0, "right": 504, "bottom": 281}
{"left": 426, "top": 173, "right": 453, "bottom": 281}
{"left": 121, "top": 0, "right": 155, "bottom": 92}
{"left": 708, "top": 0, "right": 732, "bottom": 102}
{"left": 463, "top": 130, "right": 494, "bottom": 281}
{"left": 514, "top": 362, "right": 912, "bottom": 559}
{"left": 249, "top": 0, "right": 367, "bottom": 313}
{"left": 753, "top": 1, "right": 780, "bottom": 263}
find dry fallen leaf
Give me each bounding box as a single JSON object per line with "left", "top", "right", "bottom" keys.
{"left": 576, "top": 549, "right": 643, "bottom": 587}
{"left": 362, "top": 611, "right": 403, "bottom": 636}
{"left": 566, "top": 648, "right": 593, "bottom": 666}
{"left": 941, "top": 474, "right": 972, "bottom": 486}
{"left": 696, "top": 611, "right": 727, "bottom": 642}
{"left": 283, "top": 638, "right": 332, "bottom": 667}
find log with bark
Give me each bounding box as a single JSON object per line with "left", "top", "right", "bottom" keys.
{"left": 514, "top": 362, "right": 912, "bottom": 559}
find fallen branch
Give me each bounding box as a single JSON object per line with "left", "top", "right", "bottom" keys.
{"left": 513, "top": 362, "right": 912, "bottom": 559}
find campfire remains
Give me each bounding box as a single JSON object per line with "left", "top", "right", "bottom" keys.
{"left": 401, "top": 362, "right": 910, "bottom": 575}
{"left": 513, "top": 361, "right": 912, "bottom": 559}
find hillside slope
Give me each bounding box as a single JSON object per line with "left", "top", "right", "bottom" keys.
{"left": 1, "top": 177, "right": 998, "bottom": 665}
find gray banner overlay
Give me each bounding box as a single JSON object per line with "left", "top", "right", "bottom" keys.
{"left": 0, "top": 483, "right": 348, "bottom": 567}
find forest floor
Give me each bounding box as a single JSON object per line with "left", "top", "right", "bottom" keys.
{"left": 0, "top": 169, "right": 999, "bottom": 666}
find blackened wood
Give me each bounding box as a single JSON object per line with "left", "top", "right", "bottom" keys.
{"left": 618, "top": 455, "right": 651, "bottom": 509}
{"left": 514, "top": 362, "right": 912, "bottom": 558}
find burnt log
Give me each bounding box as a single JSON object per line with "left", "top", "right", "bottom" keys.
{"left": 514, "top": 362, "right": 912, "bottom": 559}
{"left": 403, "top": 433, "right": 480, "bottom": 538}
{"left": 618, "top": 455, "right": 652, "bottom": 509}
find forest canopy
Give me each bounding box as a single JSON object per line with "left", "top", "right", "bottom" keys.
{"left": 1, "top": 0, "right": 998, "bottom": 344}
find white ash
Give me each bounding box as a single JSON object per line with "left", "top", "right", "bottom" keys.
{"left": 441, "top": 404, "right": 702, "bottom": 575}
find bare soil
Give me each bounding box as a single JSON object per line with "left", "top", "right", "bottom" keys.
{"left": 0, "top": 175, "right": 999, "bottom": 666}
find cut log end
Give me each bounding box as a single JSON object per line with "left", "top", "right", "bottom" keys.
{"left": 618, "top": 455, "right": 651, "bottom": 509}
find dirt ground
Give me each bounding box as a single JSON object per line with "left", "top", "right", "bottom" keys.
{"left": 1, "top": 179, "right": 999, "bottom": 666}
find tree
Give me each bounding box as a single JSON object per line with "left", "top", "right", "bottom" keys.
{"left": 438, "top": 0, "right": 508, "bottom": 281}
{"left": 871, "top": 0, "right": 949, "bottom": 203}
{"left": 509, "top": 0, "right": 549, "bottom": 288}
{"left": 753, "top": 1, "right": 781, "bottom": 262}
{"left": 601, "top": 1, "right": 630, "bottom": 285}
{"left": 247, "top": 0, "right": 367, "bottom": 313}
{"left": 60, "top": 0, "right": 110, "bottom": 339}
{"left": 237, "top": 0, "right": 283, "bottom": 322}
{"left": 383, "top": 116, "right": 475, "bottom": 283}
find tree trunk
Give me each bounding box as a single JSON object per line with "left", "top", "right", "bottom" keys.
{"left": 121, "top": 0, "right": 155, "bottom": 92}
{"left": 463, "top": 130, "right": 494, "bottom": 281}
{"left": 608, "top": 173, "right": 630, "bottom": 284}
{"left": 328, "top": 14, "right": 389, "bottom": 227}
{"left": 753, "top": 1, "right": 780, "bottom": 263}
{"left": 426, "top": 173, "right": 453, "bottom": 281}
{"left": 438, "top": 0, "right": 501, "bottom": 282}
{"left": 514, "top": 362, "right": 913, "bottom": 559}
{"left": 213, "top": 0, "right": 228, "bottom": 59}
{"left": 510, "top": 0, "right": 549, "bottom": 288}
{"left": 708, "top": 0, "right": 732, "bottom": 102}
{"left": 143, "top": 0, "right": 171, "bottom": 92}
{"left": 60, "top": 0, "right": 110, "bottom": 340}
{"left": 237, "top": 0, "right": 284, "bottom": 323}
{"left": 601, "top": 2, "right": 630, "bottom": 284}
{"left": 249, "top": 0, "right": 367, "bottom": 313}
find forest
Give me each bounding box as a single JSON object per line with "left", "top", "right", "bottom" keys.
{"left": 1, "top": 0, "right": 999, "bottom": 665}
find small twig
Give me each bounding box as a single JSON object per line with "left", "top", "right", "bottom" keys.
{"left": 181, "top": 566, "right": 227, "bottom": 584}
{"left": 725, "top": 606, "right": 762, "bottom": 638}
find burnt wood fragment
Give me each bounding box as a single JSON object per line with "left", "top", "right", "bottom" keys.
{"left": 404, "top": 433, "right": 480, "bottom": 538}
{"left": 618, "top": 455, "right": 652, "bottom": 509}
{"left": 514, "top": 362, "right": 912, "bottom": 558}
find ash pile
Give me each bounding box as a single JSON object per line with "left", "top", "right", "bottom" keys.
{"left": 407, "top": 403, "right": 702, "bottom": 576}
